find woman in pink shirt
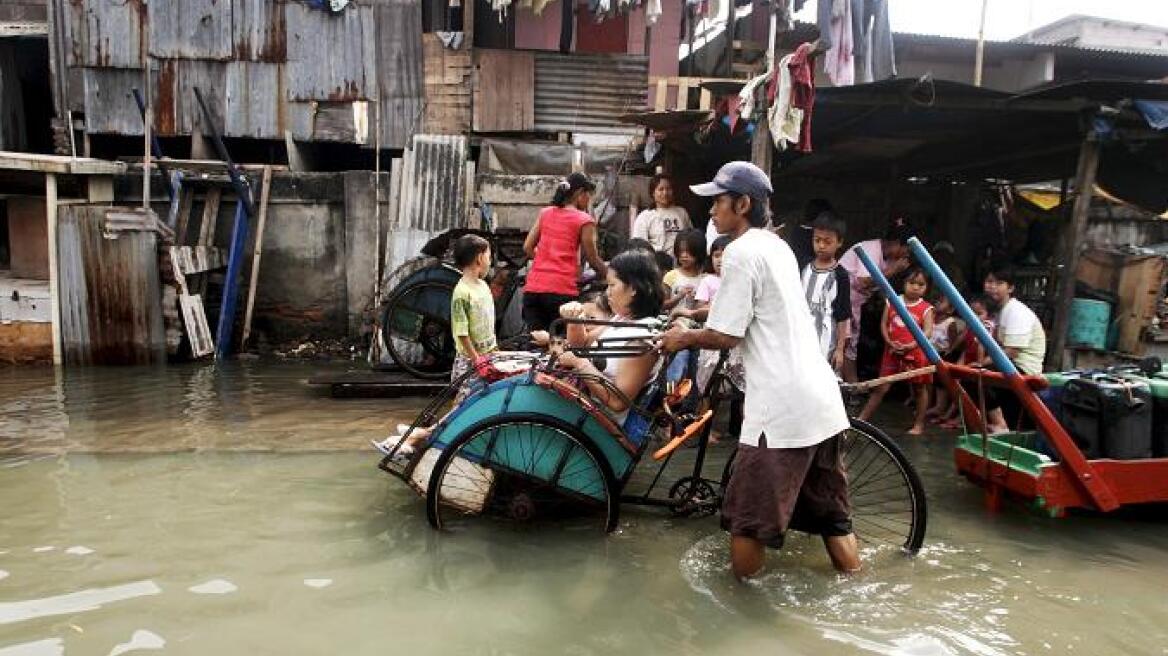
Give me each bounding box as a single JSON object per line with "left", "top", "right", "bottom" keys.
{"left": 522, "top": 173, "right": 609, "bottom": 331}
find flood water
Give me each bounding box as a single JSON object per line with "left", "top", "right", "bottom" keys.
{"left": 2, "top": 363, "right": 1167, "bottom": 655}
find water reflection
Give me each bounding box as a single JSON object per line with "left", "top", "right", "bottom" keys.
{"left": 0, "top": 364, "right": 1167, "bottom": 654}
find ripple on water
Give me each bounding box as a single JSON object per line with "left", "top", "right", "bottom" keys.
{"left": 680, "top": 535, "right": 1021, "bottom": 656}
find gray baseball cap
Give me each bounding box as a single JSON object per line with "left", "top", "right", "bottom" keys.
{"left": 690, "top": 161, "right": 774, "bottom": 198}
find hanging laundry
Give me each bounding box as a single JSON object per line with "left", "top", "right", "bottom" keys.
{"left": 767, "top": 53, "right": 796, "bottom": 150}
{"left": 646, "top": 0, "right": 662, "bottom": 25}
{"left": 491, "top": 0, "right": 513, "bottom": 20}
{"left": 853, "top": 0, "right": 896, "bottom": 83}
{"left": 787, "top": 43, "right": 816, "bottom": 152}
{"left": 824, "top": 0, "right": 854, "bottom": 86}
{"left": 737, "top": 71, "right": 770, "bottom": 121}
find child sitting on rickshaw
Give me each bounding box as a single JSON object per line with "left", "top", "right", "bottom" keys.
{"left": 376, "top": 248, "right": 665, "bottom": 462}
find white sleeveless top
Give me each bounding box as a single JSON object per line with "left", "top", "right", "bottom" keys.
{"left": 595, "top": 316, "right": 661, "bottom": 425}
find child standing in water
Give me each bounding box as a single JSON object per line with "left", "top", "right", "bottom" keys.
{"left": 799, "top": 212, "right": 851, "bottom": 372}
{"left": 374, "top": 234, "right": 497, "bottom": 462}
{"left": 662, "top": 230, "right": 707, "bottom": 313}
{"left": 926, "top": 296, "right": 965, "bottom": 425}
{"left": 859, "top": 268, "right": 935, "bottom": 435}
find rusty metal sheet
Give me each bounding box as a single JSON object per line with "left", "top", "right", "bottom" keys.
{"left": 232, "top": 0, "right": 286, "bottom": 62}
{"left": 224, "top": 61, "right": 281, "bottom": 138}
{"left": 76, "top": 0, "right": 144, "bottom": 68}
{"left": 57, "top": 204, "right": 165, "bottom": 365}
{"left": 384, "top": 135, "right": 469, "bottom": 282}
{"left": 82, "top": 66, "right": 161, "bottom": 135}
{"left": 285, "top": 100, "right": 314, "bottom": 141}
{"left": 534, "top": 52, "right": 648, "bottom": 135}
{"left": 148, "top": 0, "right": 231, "bottom": 60}
{"left": 285, "top": 1, "right": 376, "bottom": 101}
{"left": 375, "top": 0, "right": 423, "bottom": 149}
{"left": 175, "top": 60, "right": 228, "bottom": 135}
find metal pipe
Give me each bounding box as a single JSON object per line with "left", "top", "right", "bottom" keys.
{"left": 192, "top": 86, "right": 256, "bottom": 217}
{"left": 853, "top": 245, "right": 941, "bottom": 364}
{"left": 905, "top": 237, "right": 1018, "bottom": 375}
{"left": 974, "top": 0, "right": 988, "bottom": 87}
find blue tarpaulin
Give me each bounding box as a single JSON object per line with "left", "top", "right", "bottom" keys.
{"left": 1134, "top": 100, "right": 1168, "bottom": 131}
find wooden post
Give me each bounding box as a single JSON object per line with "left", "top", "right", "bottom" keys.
{"left": 973, "top": 0, "right": 988, "bottom": 87}
{"left": 751, "top": 12, "right": 778, "bottom": 173}
{"left": 240, "top": 165, "right": 273, "bottom": 350}
{"left": 1049, "top": 132, "right": 1101, "bottom": 370}
{"left": 46, "top": 173, "right": 62, "bottom": 366}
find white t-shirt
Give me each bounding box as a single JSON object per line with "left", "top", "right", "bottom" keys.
{"left": 996, "top": 298, "right": 1046, "bottom": 375}
{"left": 706, "top": 229, "right": 850, "bottom": 448}
{"left": 705, "top": 220, "right": 724, "bottom": 252}
{"left": 631, "top": 206, "right": 692, "bottom": 253}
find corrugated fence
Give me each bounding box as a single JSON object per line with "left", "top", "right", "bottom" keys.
{"left": 534, "top": 52, "right": 648, "bottom": 135}
{"left": 59, "top": 0, "right": 424, "bottom": 148}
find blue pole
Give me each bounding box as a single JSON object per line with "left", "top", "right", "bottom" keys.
{"left": 215, "top": 200, "right": 250, "bottom": 358}
{"left": 854, "top": 246, "right": 942, "bottom": 364}
{"left": 906, "top": 238, "right": 1017, "bottom": 375}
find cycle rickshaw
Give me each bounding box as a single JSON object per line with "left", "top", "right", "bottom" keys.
{"left": 376, "top": 317, "right": 928, "bottom": 554}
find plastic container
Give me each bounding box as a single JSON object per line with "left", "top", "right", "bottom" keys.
{"left": 1123, "top": 373, "right": 1168, "bottom": 458}
{"left": 1068, "top": 298, "right": 1111, "bottom": 350}
{"left": 1062, "top": 375, "right": 1153, "bottom": 460}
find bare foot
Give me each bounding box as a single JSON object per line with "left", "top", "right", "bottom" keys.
{"left": 906, "top": 426, "right": 925, "bottom": 436}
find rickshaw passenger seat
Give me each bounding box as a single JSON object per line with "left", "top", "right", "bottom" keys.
{"left": 621, "top": 382, "right": 662, "bottom": 448}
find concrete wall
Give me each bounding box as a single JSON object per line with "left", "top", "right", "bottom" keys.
{"left": 117, "top": 170, "right": 390, "bottom": 347}
{"left": 894, "top": 50, "right": 1055, "bottom": 92}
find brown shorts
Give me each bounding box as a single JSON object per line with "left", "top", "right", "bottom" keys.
{"left": 720, "top": 433, "right": 852, "bottom": 549}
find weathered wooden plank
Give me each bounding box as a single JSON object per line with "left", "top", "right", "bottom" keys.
{"left": 375, "top": 0, "right": 424, "bottom": 149}
{"left": 149, "top": 0, "right": 232, "bottom": 59}
{"left": 82, "top": 67, "right": 161, "bottom": 136}
{"left": 421, "top": 34, "right": 470, "bottom": 134}
{"left": 175, "top": 60, "right": 228, "bottom": 135}
{"left": 473, "top": 49, "right": 535, "bottom": 133}
{"left": 286, "top": 1, "right": 376, "bottom": 101}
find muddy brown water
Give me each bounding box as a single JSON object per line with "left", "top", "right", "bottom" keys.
{"left": 1, "top": 363, "right": 1167, "bottom": 655}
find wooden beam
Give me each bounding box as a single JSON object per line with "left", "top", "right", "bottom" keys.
{"left": 1048, "top": 133, "right": 1102, "bottom": 370}
{"left": 241, "top": 166, "right": 273, "bottom": 350}
{"left": 46, "top": 173, "right": 62, "bottom": 366}
{"left": 0, "top": 151, "right": 125, "bottom": 175}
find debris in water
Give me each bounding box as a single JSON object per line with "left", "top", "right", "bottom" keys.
{"left": 66, "top": 546, "right": 95, "bottom": 556}
{"left": 303, "top": 578, "right": 333, "bottom": 589}
{"left": 32, "top": 547, "right": 54, "bottom": 553}
{"left": 188, "top": 579, "right": 237, "bottom": 595}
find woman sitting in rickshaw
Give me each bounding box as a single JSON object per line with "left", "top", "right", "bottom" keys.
{"left": 377, "top": 249, "right": 665, "bottom": 464}
{"left": 549, "top": 249, "right": 664, "bottom": 424}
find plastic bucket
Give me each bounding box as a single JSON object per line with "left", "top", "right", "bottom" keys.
{"left": 1067, "top": 298, "right": 1111, "bottom": 350}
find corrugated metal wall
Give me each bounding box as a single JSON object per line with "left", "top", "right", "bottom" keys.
{"left": 383, "top": 134, "right": 470, "bottom": 280}
{"left": 57, "top": 205, "right": 165, "bottom": 365}
{"left": 534, "top": 52, "right": 648, "bottom": 135}
{"left": 56, "top": 0, "right": 424, "bottom": 148}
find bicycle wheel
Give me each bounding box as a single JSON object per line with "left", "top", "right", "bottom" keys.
{"left": 382, "top": 279, "right": 457, "bottom": 379}
{"left": 719, "top": 418, "right": 927, "bottom": 554}
{"left": 426, "top": 415, "right": 620, "bottom": 534}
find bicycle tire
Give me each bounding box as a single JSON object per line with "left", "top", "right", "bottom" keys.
{"left": 426, "top": 414, "right": 620, "bottom": 533}
{"left": 719, "top": 418, "right": 927, "bottom": 554}
{"left": 382, "top": 279, "right": 458, "bottom": 379}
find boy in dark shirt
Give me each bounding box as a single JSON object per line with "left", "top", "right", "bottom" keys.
{"left": 799, "top": 212, "right": 851, "bottom": 372}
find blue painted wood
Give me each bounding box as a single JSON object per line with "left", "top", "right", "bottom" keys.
{"left": 853, "top": 244, "right": 942, "bottom": 365}
{"left": 906, "top": 238, "right": 1019, "bottom": 375}
{"left": 215, "top": 200, "right": 250, "bottom": 358}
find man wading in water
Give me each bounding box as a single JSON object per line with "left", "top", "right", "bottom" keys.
{"left": 656, "top": 162, "right": 861, "bottom": 579}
